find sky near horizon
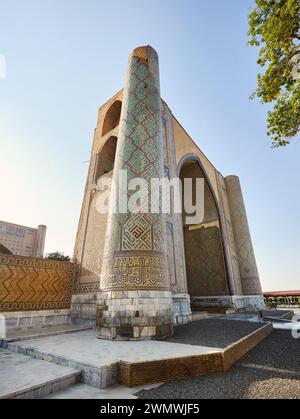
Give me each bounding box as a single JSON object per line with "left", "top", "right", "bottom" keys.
{"left": 0, "top": 0, "right": 299, "bottom": 292}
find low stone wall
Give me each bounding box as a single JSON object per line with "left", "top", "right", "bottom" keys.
{"left": 191, "top": 295, "right": 265, "bottom": 311}
{"left": 0, "top": 254, "right": 75, "bottom": 312}
{"left": 2, "top": 309, "right": 72, "bottom": 332}
{"left": 118, "top": 352, "right": 223, "bottom": 387}
{"left": 222, "top": 323, "right": 273, "bottom": 371}
{"left": 117, "top": 323, "right": 273, "bottom": 387}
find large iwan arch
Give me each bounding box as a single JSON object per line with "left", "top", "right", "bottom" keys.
{"left": 178, "top": 156, "right": 230, "bottom": 307}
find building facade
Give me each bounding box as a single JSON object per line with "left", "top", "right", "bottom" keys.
{"left": 72, "top": 46, "right": 264, "bottom": 340}
{"left": 0, "top": 221, "right": 47, "bottom": 258}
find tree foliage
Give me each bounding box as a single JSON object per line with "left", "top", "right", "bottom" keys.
{"left": 45, "top": 251, "right": 71, "bottom": 262}
{"left": 248, "top": 0, "right": 300, "bottom": 147}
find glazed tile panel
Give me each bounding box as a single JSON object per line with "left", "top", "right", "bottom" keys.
{"left": 0, "top": 255, "right": 75, "bottom": 312}
{"left": 184, "top": 227, "right": 229, "bottom": 297}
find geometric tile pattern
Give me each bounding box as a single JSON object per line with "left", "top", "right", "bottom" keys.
{"left": 225, "top": 176, "right": 262, "bottom": 295}
{"left": 230, "top": 204, "right": 258, "bottom": 278}
{"left": 100, "top": 47, "right": 169, "bottom": 291}
{"left": 114, "top": 54, "right": 164, "bottom": 253}
{"left": 72, "top": 280, "right": 100, "bottom": 295}
{"left": 122, "top": 216, "right": 152, "bottom": 250}
{"left": 166, "top": 222, "right": 176, "bottom": 286}
{"left": 0, "top": 255, "right": 75, "bottom": 312}
{"left": 184, "top": 227, "right": 229, "bottom": 297}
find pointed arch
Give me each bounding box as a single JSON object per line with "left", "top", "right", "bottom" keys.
{"left": 177, "top": 154, "right": 231, "bottom": 301}
{"left": 94, "top": 136, "right": 118, "bottom": 183}
{"left": 102, "top": 100, "right": 122, "bottom": 136}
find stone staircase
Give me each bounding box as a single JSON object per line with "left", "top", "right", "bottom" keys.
{"left": 0, "top": 349, "right": 81, "bottom": 399}
{"left": 0, "top": 347, "right": 145, "bottom": 399}
{"left": 0, "top": 325, "right": 156, "bottom": 399}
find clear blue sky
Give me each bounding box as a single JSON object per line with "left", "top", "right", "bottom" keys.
{"left": 0, "top": 0, "right": 299, "bottom": 291}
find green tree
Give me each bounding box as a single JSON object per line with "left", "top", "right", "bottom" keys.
{"left": 45, "top": 251, "right": 71, "bottom": 262}
{"left": 248, "top": 0, "right": 300, "bottom": 147}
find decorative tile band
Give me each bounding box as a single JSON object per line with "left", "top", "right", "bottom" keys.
{"left": 101, "top": 252, "right": 169, "bottom": 291}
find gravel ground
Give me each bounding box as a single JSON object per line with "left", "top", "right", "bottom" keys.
{"left": 166, "top": 318, "right": 262, "bottom": 348}
{"left": 137, "top": 330, "right": 300, "bottom": 399}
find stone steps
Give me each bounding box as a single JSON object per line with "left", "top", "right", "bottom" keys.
{"left": 0, "top": 349, "right": 81, "bottom": 399}
{"left": 2, "top": 334, "right": 118, "bottom": 389}
{"left": 1, "top": 329, "right": 221, "bottom": 389}
{"left": 44, "top": 383, "right": 151, "bottom": 399}
{"left": 0, "top": 322, "right": 274, "bottom": 394}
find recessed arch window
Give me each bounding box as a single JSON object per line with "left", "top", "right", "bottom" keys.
{"left": 102, "top": 101, "right": 122, "bottom": 137}
{"left": 94, "top": 136, "right": 117, "bottom": 183}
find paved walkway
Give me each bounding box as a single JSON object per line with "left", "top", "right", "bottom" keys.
{"left": 5, "top": 329, "right": 221, "bottom": 367}
{"left": 4, "top": 319, "right": 265, "bottom": 366}
{"left": 0, "top": 349, "right": 80, "bottom": 399}
{"left": 2, "top": 318, "right": 288, "bottom": 399}
{"left": 0, "top": 348, "right": 162, "bottom": 399}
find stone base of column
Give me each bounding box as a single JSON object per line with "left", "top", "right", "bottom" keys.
{"left": 96, "top": 290, "right": 174, "bottom": 341}
{"left": 191, "top": 295, "right": 265, "bottom": 311}
{"left": 172, "top": 294, "right": 192, "bottom": 325}
{"left": 231, "top": 295, "right": 265, "bottom": 311}
{"left": 191, "top": 295, "right": 234, "bottom": 309}
{"left": 71, "top": 294, "right": 97, "bottom": 327}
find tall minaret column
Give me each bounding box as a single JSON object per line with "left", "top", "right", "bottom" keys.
{"left": 96, "top": 46, "right": 173, "bottom": 340}
{"left": 225, "top": 176, "right": 263, "bottom": 298}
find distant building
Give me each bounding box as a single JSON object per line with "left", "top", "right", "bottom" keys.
{"left": 264, "top": 290, "right": 300, "bottom": 297}
{"left": 264, "top": 290, "right": 300, "bottom": 308}
{"left": 0, "top": 221, "right": 46, "bottom": 258}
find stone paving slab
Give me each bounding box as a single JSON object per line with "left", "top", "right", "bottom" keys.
{"left": 6, "top": 330, "right": 221, "bottom": 366}
{"left": 0, "top": 349, "right": 81, "bottom": 399}
{"left": 3, "top": 330, "right": 221, "bottom": 388}
{"left": 2, "top": 324, "right": 92, "bottom": 342}
{"left": 45, "top": 383, "right": 161, "bottom": 399}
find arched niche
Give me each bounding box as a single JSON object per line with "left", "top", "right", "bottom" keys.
{"left": 178, "top": 157, "right": 229, "bottom": 300}
{"left": 94, "top": 136, "right": 117, "bottom": 183}
{"left": 102, "top": 101, "right": 122, "bottom": 137}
